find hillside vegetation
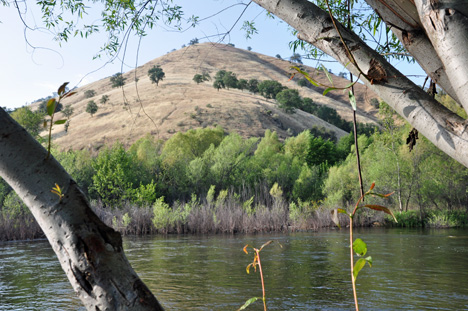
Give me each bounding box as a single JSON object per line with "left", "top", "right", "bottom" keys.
{"left": 38, "top": 43, "right": 379, "bottom": 151}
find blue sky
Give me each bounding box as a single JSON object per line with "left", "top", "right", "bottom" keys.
{"left": 0, "top": 0, "right": 425, "bottom": 109}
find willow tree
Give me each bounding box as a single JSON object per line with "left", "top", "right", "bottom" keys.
{"left": 251, "top": 0, "right": 468, "bottom": 168}
{"left": 1, "top": 0, "right": 468, "bottom": 310}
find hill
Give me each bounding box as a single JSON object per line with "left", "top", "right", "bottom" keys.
{"left": 43, "top": 43, "right": 379, "bottom": 151}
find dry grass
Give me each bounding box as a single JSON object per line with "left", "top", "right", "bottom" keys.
{"left": 34, "top": 43, "right": 378, "bottom": 151}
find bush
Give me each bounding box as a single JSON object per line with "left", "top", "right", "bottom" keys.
{"left": 84, "top": 89, "right": 96, "bottom": 98}
{"left": 86, "top": 101, "right": 98, "bottom": 117}
{"left": 110, "top": 72, "right": 126, "bottom": 88}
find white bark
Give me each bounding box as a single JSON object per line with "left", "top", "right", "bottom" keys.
{"left": 365, "top": 0, "right": 461, "bottom": 103}
{"left": 251, "top": 0, "right": 468, "bottom": 168}
{"left": 415, "top": 0, "right": 468, "bottom": 110}
{"left": 0, "top": 108, "right": 164, "bottom": 311}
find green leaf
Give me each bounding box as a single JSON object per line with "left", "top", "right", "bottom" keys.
{"left": 291, "top": 66, "right": 320, "bottom": 87}
{"left": 337, "top": 208, "right": 347, "bottom": 214}
{"left": 46, "top": 98, "right": 57, "bottom": 116}
{"left": 54, "top": 119, "right": 67, "bottom": 125}
{"left": 353, "top": 256, "right": 372, "bottom": 281}
{"left": 353, "top": 238, "right": 367, "bottom": 256}
{"left": 321, "top": 64, "right": 334, "bottom": 86}
{"left": 348, "top": 90, "right": 357, "bottom": 111}
{"left": 364, "top": 204, "right": 398, "bottom": 222}
{"left": 323, "top": 87, "right": 337, "bottom": 95}
{"left": 57, "top": 82, "right": 69, "bottom": 96}
{"left": 237, "top": 297, "right": 260, "bottom": 310}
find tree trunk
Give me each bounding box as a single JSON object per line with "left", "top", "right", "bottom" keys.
{"left": 0, "top": 108, "right": 164, "bottom": 311}
{"left": 251, "top": 0, "right": 468, "bottom": 169}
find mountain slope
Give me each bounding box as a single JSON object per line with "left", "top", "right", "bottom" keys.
{"left": 46, "top": 43, "right": 379, "bottom": 151}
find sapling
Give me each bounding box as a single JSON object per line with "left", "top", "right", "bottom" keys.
{"left": 332, "top": 182, "right": 397, "bottom": 311}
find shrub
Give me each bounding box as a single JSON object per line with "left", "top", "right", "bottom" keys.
{"left": 84, "top": 89, "right": 96, "bottom": 98}
{"left": 110, "top": 72, "right": 126, "bottom": 88}
{"left": 86, "top": 101, "right": 98, "bottom": 117}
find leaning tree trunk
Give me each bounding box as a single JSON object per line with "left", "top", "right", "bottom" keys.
{"left": 251, "top": 0, "right": 468, "bottom": 169}
{"left": 0, "top": 108, "right": 164, "bottom": 310}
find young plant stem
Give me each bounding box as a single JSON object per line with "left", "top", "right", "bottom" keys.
{"left": 349, "top": 218, "right": 359, "bottom": 311}
{"left": 353, "top": 108, "right": 365, "bottom": 199}
{"left": 256, "top": 249, "right": 267, "bottom": 311}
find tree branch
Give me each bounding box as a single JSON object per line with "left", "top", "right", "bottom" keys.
{"left": 252, "top": 0, "right": 468, "bottom": 168}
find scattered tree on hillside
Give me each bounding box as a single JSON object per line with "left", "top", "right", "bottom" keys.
{"left": 247, "top": 46, "right": 252, "bottom": 51}
{"left": 248, "top": 78, "right": 259, "bottom": 94}
{"left": 276, "top": 89, "right": 302, "bottom": 113}
{"left": 86, "top": 101, "right": 98, "bottom": 117}
{"left": 258, "top": 80, "right": 286, "bottom": 99}
{"left": 189, "top": 38, "right": 199, "bottom": 45}
{"left": 61, "top": 104, "right": 74, "bottom": 120}
{"left": 100, "top": 95, "right": 109, "bottom": 104}
{"left": 193, "top": 72, "right": 211, "bottom": 84}
{"left": 276, "top": 54, "right": 282, "bottom": 59}
{"left": 213, "top": 70, "right": 226, "bottom": 91}
{"left": 110, "top": 72, "right": 126, "bottom": 88}
{"left": 84, "top": 89, "right": 96, "bottom": 98}
{"left": 222, "top": 71, "right": 238, "bottom": 89}
{"left": 290, "top": 52, "right": 303, "bottom": 64}
{"left": 237, "top": 79, "right": 248, "bottom": 91}
{"left": 297, "top": 78, "right": 309, "bottom": 87}
{"left": 338, "top": 72, "right": 348, "bottom": 79}
{"left": 148, "top": 65, "right": 165, "bottom": 86}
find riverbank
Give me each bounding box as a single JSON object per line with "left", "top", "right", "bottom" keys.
{"left": 2, "top": 197, "right": 467, "bottom": 241}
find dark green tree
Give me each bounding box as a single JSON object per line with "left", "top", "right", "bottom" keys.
{"left": 276, "top": 89, "right": 302, "bottom": 113}
{"left": 100, "top": 95, "right": 110, "bottom": 104}
{"left": 148, "top": 65, "right": 165, "bottom": 86}
{"left": 238, "top": 79, "right": 248, "bottom": 91}
{"left": 297, "top": 78, "right": 309, "bottom": 87}
{"left": 86, "top": 101, "right": 98, "bottom": 117}
{"left": 84, "top": 89, "right": 96, "bottom": 98}
{"left": 10, "top": 107, "right": 43, "bottom": 138}
{"left": 290, "top": 52, "right": 303, "bottom": 64}
{"left": 61, "top": 104, "right": 74, "bottom": 120}
{"left": 248, "top": 78, "right": 259, "bottom": 94}
{"left": 110, "top": 72, "right": 126, "bottom": 88}
{"left": 189, "top": 38, "right": 199, "bottom": 45}
{"left": 258, "top": 80, "right": 285, "bottom": 99}
{"left": 222, "top": 71, "right": 238, "bottom": 89}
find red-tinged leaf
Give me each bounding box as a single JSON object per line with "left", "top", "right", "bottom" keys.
{"left": 364, "top": 204, "right": 398, "bottom": 222}
{"left": 259, "top": 240, "right": 273, "bottom": 251}
{"left": 54, "top": 119, "right": 67, "bottom": 125}
{"left": 369, "top": 191, "right": 394, "bottom": 198}
{"left": 57, "top": 82, "right": 69, "bottom": 96}
{"left": 323, "top": 87, "right": 337, "bottom": 96}
{"left": 288, "top": 73, "right": 296, "bottom": 81}
{"left": 64, "top": 91, "right": 77, "bottom": 98}
{"left": 46, "top": 98, "right": 57, "bottom": 116}
{"left": 243, "top": 245, "right": 249, "bottom": 254}
{"left": 369, "top": 183, "right": 375, "bottom": 191}
{"left": 246, "top": 263, "right": 253, "bottom": 274}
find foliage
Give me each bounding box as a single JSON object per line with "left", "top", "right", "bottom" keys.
{"left": 90, "top": 144, "right": 139, "bottom": 207}
{"left": 84, "top": 89, "right": 96, "bottom": 98}
{"left": 258, "top": 80, "right": 285, "bottom": 99}
{"left": 290, "top": 52, "right": 303, "bottom": 64}
{"left": 110, "top": 72, "right": 126, "bottom": 88}
{"left": 100, "top": 95, "right": 110, "bottom": 104}
{"left": 189, "top": 38, "right": 199, "bottom": 45}
{"left": 86, "top": 101, "right": 98, "bottom": 117}
{"left": 10, "top": 107, "right": 43, "bottom": 138}
{"left": 297, "top": 78, "right": 309, "bottom": 87}
{"left": 148, "top": 65, "right": 165, "bottom": 86}
{"left": 61, "top": 104, "right": 74, "bottom": 120}
{"left": 193, "top": 73, "right": 211, "bottom": 84}
{"left": 248, "top": 79, "right": 259, "bottom": 94}
{"left": 276, "top": 89, "right": 302, "bottom": 113}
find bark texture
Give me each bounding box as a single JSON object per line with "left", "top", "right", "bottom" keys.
{"left": 0, "top": 108, "right": 164, "bottom": 311}
{"left": 252, "top": 0, "right": 468, "bottom": 168}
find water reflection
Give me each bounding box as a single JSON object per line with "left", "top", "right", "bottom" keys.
{"left": 1, "top": 228, "right": 468, "bottom": 310}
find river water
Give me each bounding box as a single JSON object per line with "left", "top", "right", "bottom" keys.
{"left": 1, "top": 228, "right": 468, "bottom": 310}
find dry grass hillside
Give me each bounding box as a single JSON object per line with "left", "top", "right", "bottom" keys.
{"left": 43, "top": 43, "right": 379, "bottom": 151}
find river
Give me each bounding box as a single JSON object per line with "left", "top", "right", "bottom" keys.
{"left": 1, "top": 228, "right": 468, "bottom": 310}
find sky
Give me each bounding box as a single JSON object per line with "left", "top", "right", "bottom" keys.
{"left": 0, "top": 0, "right": 426, "bottom": 110}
